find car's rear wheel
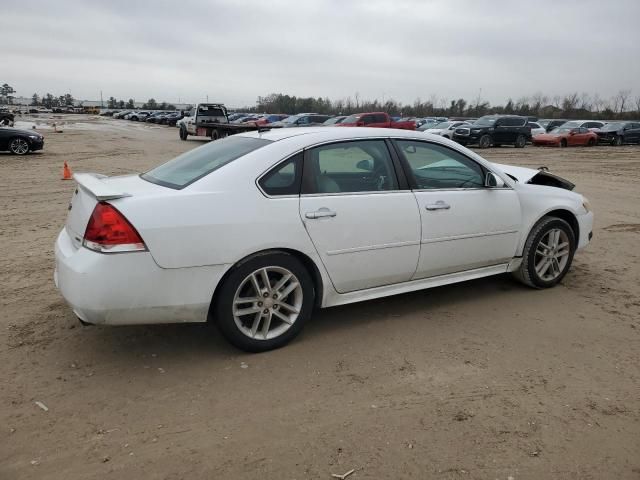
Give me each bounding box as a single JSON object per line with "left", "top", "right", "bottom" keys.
{"left": 9, "top": 137, "right": 30, "bottom": 155}
{"left": 214, "top": 252, "right": 314, "bottom": 352}
{"left": 560, "top": 139, "right": 567, "bottom": 148}
{"left": 514, "top": 134, "right": 526, "bottom": 148}
{"left": 478, "top": 134, "right": 492, "bottom": 148}
{"left": 179, "top": 126, "right": 188, "bottom": 141}
{"left": 587, "top": 137, "right": 596, "bottom": 147}
{"left": 614, "top": 135, "right": 623, "bottom": 146}
{"left": 513, "top": 216, "right": 576, "bottom": 289}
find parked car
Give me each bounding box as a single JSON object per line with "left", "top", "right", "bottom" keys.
{"left": 0, "top": 127, "right": 44, "bottom": 154}
{"left": 55, "top": 127, "right": 592, "bottom": 352}
{"left": 556, "top": 120, "right": 604, "bottom": 132}
{"left": 270, "top": 114, "right": 331, "bottom": 128}
{"left": 532, "top": 127, "right": 598, "bottom": 147}
{"left": 337, "top": 112, "right": 416, "bottom": 130}
{"left": 323, "top": 116, "right": 347, "bottom": 125}
{"left": 595, "top": 122, "right": 640, "bottom": 145}
{"left": 539, "top": 119, "right": 567, "bottom": 132}
{"left": 113, "top": 110, "right": 132, "bottom": 119}
{"left": 162, "top": 112, "right": 183, "bottom": 126}
{"left": 528, "top": 122, "right": 546, "bottom": 137}
{"left": 145, "top": 112, "right": 169, "bottom": 123}
{"left": 0, "top": 110, "right": 15, "bottom": 127}
{"left": 453, "top": 115, "right": 530, "bottom": 148}
{"left": 421, "top": 121, "right": 471, "bottom": 139}
{"left": 129, "top": 111, "right": 151, "bottom": 121}
{"left": 254, "top": 114, "right": 289, "bottom": 126}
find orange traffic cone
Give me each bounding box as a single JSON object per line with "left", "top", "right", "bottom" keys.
{"left": 62, "top": 161, "right": 73, "bottom": 180}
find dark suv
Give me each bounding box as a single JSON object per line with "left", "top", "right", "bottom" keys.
{"left": 452, "top": 115, "right": 530, "bottom": 148}
{"left": 596, "top": 122, "right": 640, "bottom": 146}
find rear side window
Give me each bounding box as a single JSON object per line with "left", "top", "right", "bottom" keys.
{"left": 362, "top": 115, "right": 376, "bottom": 125}
{"left": 142, "top": 136, "right": 272, "bottom": 189}
{"left": 259, "top": 153, "right": 303, "bottom": 196}
{"left": 374, "top": 114, "right": 388, "bottom": 123}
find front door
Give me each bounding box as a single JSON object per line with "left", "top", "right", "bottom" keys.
{"left": 392, "top": 139, "right": 521, "bottom": 278}
{"left": 300, "top": 139, "right": 421, "bottom": 293}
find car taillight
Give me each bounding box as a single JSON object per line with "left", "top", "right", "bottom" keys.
{"left": 83, "top": 202, "right": 146, "bottom": 253}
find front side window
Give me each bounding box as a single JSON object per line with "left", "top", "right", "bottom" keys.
{"left": 304, "top": 140, "right": 399, "bottom": 194}
{"left": 259, "top": 153, "right": 302, "bottom": 196}
{"left": 395, "top": 140, "right": 485, "bottom": 190}
{"left": 142, "top": 136, "right": 272, "bottom": 189}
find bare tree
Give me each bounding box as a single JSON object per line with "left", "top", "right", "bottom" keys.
{"left": 635, "top": 95, "right": 640, "bottom": 115}
{"left": 614, "top": 89, "right": 632, "bottom": 113}
{"left": 552, "top": 95, "right": 562, "bottom": 109}
{"left": 592, "top": 93, "right": 604, "bottom": 113}
{"left": 578, "top": 92, "right": 592, "bottom": 111}
{"left": 562, "top": 92, "right": 580, "bottom": 112}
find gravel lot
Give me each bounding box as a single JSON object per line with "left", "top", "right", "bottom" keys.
{"left": 2, "top": 115, "right": 639, "bottom": 479}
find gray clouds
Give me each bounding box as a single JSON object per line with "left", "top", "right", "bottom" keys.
{"left": 3, "top": 0, "right": 639, "bottom": 106}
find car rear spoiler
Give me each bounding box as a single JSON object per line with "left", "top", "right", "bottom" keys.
{"left": 73, "top": 173, "right": 131, "bottom": 201}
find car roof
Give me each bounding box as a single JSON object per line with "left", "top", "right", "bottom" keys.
{"left": 237, "top": 126, "right": 440, "bottom": 143}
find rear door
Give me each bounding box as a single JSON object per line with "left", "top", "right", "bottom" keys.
{"left": 628, "top": 123, "right": 640, "bottom": 142}
{"left": 299, "top": 139, "right": 420, "bottom": 293}
{"left": 392, "top": 139, "right": 521, "bottom": 278}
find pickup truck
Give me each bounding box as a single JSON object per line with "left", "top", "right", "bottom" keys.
{"left": 179, "top": 103, "right": 269, "bottom": 141}
{"left": 336, "top": 112, "right": 415, "bottom": 130}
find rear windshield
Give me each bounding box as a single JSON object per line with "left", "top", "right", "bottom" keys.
{"left": 141, "top": 136, "right": 272, "bottom": 189}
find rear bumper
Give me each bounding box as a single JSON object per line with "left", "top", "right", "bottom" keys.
{"left": 54, "top": 228, "right": 230, "bottom": 325}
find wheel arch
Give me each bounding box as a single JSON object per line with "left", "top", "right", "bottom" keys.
{"left": 207, "top": 248, "right": 325, "bottom": 322}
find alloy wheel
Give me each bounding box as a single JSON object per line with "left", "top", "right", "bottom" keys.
{"left": 232, "top": 266, "right": 303, "bottom": 340}
{"left": 10, "top": 138, "right": 29, "bottom": 155}
{"left": 534, "top": 228, "right": 570, "bottom": 281}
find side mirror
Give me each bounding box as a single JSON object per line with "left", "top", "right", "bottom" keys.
{"left": 485, "top": 171, "right": 505, "bottom": 188}
{"left": 356, "top": 159, "right": 374, "bottom": 171}
{"left": 569, "top": 131, "right": 576, "bottom": 136}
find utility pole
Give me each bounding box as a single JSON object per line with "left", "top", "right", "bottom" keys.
{"left": 100, "top": 90, "right": 103, "bottom": 107}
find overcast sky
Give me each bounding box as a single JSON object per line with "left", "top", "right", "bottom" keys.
{"left": 4, "top": 0, "right": 639, "bottom": 107}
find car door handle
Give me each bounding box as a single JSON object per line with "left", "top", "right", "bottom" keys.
{"left": 305, "top": 209, "right": 337, "bottom": 219}
{"left": 425, "top": 201, "right": 450, "bottom": 211}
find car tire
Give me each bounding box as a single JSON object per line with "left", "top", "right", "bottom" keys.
{"left": 9, "top": 137, "right": 31, "bottom": 155}
{"left": 560, "top": 139, "right": 567, "bottom": 148}
{"left": 614, "top": 135, "right": 623, "bottom": 146}
{"left": 513, "top": 216, "right": 576, "bottom": 289}
{"left": 214, "top": 251, "right": 315, "bottom": 352}
{"left": 179, "top": 126, "right": 188, "bottom": 141}
{"left": 514, "top": 134, "right": 526, "bottom": 148}
{"left": 587, "top": 138, "right": 596, "bottom": 147}
{"left": 478, "top": 134, "right": 492, "bottom": 149}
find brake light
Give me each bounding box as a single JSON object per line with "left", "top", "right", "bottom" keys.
{"left": 83, "top": 202, "right": 146, "bottom": 253}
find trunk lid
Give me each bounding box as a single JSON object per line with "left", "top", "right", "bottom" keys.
{"left": 65, "top": 173, "right": 167, "bottom": 248}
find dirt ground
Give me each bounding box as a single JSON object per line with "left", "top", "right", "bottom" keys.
{"left": 1, "top": 115, "right": 639, "bottom": 480}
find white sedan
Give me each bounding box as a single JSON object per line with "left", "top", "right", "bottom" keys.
{"left": 55, "top": 128, "right": 593, "bottom": 352}
{"left": 422, "top": 121, "right": 470, "bottom": 139}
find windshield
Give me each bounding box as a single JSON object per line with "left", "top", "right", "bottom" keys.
{"left": 341, "top": 115, "right": 360, "bottom": 124}
{"left": 141, "top": 136, "right": 272, "bottom": 189}
{"left": 552, "top": 127, "right": 573, "bottom": 134}
{"left": 601, "top": 123, "right": 623, "bottom": 131}
{"left": 197, "top": 106, "right": 226, "bottom": 117}
{"left": 474, "top": 117, "right": 497, "bottom": 126}
{"left": 561, "top": 121, "right": 580, "bottom": 128}
{"left": 430, "top": 122, "right": 451, "bottom": 130}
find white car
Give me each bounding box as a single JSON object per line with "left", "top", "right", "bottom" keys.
{"left": 528, "top": 122, "right": 546, "bottom": 137}
{"left": 555, "top": 120, "right": 604, "bottom": 132}
{"left": 423, "top": 121, "right": 471, "bottom": 139}
{"left": 55, "top": 128, "right": 593, "bottom": 352}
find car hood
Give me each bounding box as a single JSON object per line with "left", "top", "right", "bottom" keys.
{"left": 534, "top": 133, "right": 564, "bottom": 140}
{"left": 0, "top": 127, "right": 42, "bottom": 137}
{"left": 491, "top": 162, "right": 575, "bottom": 191}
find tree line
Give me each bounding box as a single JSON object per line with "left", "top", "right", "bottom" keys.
{"left": 248, "top": 90, "right": 640, "bottom": 120}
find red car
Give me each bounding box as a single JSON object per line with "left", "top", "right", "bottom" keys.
{"left": 533, "top": 127, "right": 598, "bottom": 147}
{"left": 337, "top": 112, "right": 415, "bottom": 130}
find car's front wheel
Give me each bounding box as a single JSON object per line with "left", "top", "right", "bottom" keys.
{"left": 513, "top": 216, "right": 576, "bottom": 289}
{"left": 614, "top": 135, "right": 623, "bottom": 146}
{"left": 179, "top": 126, "right": 188, "bottom": 141}
{"left": 514, "top": 134, "right": 526, "bottom": 148}
{"left": 9, "top": 137, "right": 30, "bottom": 155}
{"left": 214, "top": 252, "right": 315, "bottom": 352}
{"left": 478, "top": 134, "right": 492, "bottom": 148}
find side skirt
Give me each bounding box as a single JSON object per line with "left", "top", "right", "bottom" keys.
{"left": 322, "top": 263, "right": 511, "bottom": 308}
